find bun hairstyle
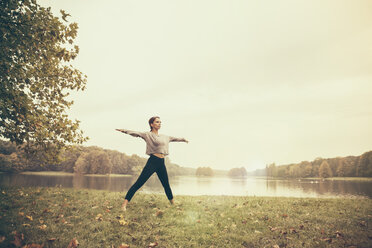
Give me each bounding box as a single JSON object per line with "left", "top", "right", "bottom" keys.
{"left": 149, "top": 116, "right": 160, "bottom": 131}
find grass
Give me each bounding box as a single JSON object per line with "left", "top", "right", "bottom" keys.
{"left": 0, "top": 186, "right": 371, "bottom": 248}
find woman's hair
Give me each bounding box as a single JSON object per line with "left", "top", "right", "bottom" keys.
{"left": 148, "top": 116, "right": 160, "bottom": 131}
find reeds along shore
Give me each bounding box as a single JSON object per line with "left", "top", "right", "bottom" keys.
{"left": 0, "top": 186, "right": 371, "bottom": 248}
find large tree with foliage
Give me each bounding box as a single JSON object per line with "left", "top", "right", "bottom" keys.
{"left": 0, "top": 0, "right": 88, "bottom": 165}
{"left": 319, "top": 161, "right": 333, "bottom": 178}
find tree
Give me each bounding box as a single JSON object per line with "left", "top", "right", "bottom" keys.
{"left": 336, "top": 158, "right": 345, "bottom": 177}
{"left": 319, "top": 161, "right": 332, "bottom": 178}
{"left": 266, "top": 163, "right": 277, "bottom": 177}
{"left": 0, "top": 0, "right": 88, "bottom": 165}
{"left": 356, "top": 151, "right": 372, "bottom": 177}
{"left": 88, "top": 150, "right": 112, "bottom": 174}
{"left": 195, "top": 167, "right": 214, "bottom": 176}
{"left": 228, "top": 167, "right": 247, "bottom": 178}
{"left": 74, "top": 152, "right": 89, "bottom": 174}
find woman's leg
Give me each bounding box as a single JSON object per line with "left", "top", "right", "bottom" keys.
{"left": 124, "top": 157, "right": 156, "bottom": 202}
{"left": 155, "top": 159, "right": 174, "bottom": 201}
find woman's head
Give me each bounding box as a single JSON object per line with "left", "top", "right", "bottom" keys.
{"left": 149, "top": 116, "right": 161, "bottom": 131}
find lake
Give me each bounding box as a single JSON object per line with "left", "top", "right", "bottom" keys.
{"left": 0, "top": 172, "right": 371, "bottom": 198}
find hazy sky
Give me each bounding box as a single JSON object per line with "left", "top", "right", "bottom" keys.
{"left": 39, "top": 0, "right": 372, "bottom": 171}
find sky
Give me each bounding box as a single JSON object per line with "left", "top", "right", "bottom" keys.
{"left": 38, "top": 0, "right": 372, "bottom": 171}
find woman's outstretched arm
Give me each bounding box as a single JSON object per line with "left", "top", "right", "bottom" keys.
{"left": 115, "top": 129, "right": 145, "bottom": 139}
{"left": 169, "top": 136, "right": 189, "bottom": 143}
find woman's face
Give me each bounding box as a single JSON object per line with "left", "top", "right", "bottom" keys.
{"left": 151, "top": 118, "right": 161, "bottom": 130}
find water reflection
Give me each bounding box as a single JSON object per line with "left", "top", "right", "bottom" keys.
{"left": 0, "top": 173, "right": 371, "bottom": 198}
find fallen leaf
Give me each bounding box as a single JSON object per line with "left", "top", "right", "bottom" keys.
{"left": 95, "top": 214, "right": 103, "bottom": 221}
{"left": 242, "top": 219, "right": 247, "bottom": 224}
{"left": 18, "top": 212, "right": 24, "bottom": 216}
{"left": 26, "top": 215, "right": 33, "bottom": 221}
{"left": 282, "top": 214, "right": 288, "bottom": 218}
{"left": 335, "top": 231, "right": 344, "bottom": 238}
{"left": 119, "top": 219, "right": 128, "bottom": 226}
{"left": 289, "top": 228, "right": 297, "bottom": 233}
{"left": 269, "top": 226, "right": 279, "bottom": 231}
{"left": 22, "top": 244, "right": 44, "bottom": 248}
{"left": 38, "top": 224, "right": 47, "bottom": 230}
{"left": 254, "top": 230, "right": 262, "bottom": 234}
{"left": 196, "top": 219, "right": 201, "bottom": 223}
{"left": 148, "top": 242, "right": 158, "bottom": 248}
{"left": 22, "top": 224, "right": 31, "bottom": 227}
{"left": 48, "top": 238, "right": 57, "bottom": 242}
{"left": 273, "top": 245, "right": 280, "bottom": 248}
{"left": 67, "top": 238, "right": 79, "bottom": 248}
{"left": 118, "top": 214, "right": 128, "bottom": 226}
{"left": 155, "top": 210, "right": 163, "bottom": 217}
{"left": 119, "top": 243, "right": 130, "bottom": 248}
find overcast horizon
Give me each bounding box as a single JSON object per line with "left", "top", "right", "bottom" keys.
{"left": 39, "top": 0, "right": 372, "bottom": 171}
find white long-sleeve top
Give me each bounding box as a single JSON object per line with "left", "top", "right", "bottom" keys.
{"left": 120, "top": 129, "right": 187, "bottom": 156}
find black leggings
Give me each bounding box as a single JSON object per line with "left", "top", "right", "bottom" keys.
{"left": 124, "top": 154, "right": 173, "bottom": 201}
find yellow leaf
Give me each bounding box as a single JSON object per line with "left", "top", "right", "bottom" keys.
{"left": 26, "top": 215, "right": 33, "bottom": 221}
{"left": 38, "top": 224, "right": 47, "bottom": 230}
{"left": 118, "top": 215, "right": 128, "bottom": 226}
{"left": 18, "top": 212, "right": 24, "bottom": 216}
{"left": 119, "top": 219, "right": 128, "bottom": 226}
{"left": 95, "top": 214, "right": 103, "bottom": 221}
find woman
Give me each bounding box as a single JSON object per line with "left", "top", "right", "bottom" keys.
{"left": 115, "top": 116, "right": 189, "bottom": 211}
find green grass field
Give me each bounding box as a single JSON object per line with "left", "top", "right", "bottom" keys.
{"left": 0, "top": 186, "right": 371, "bottom": 248}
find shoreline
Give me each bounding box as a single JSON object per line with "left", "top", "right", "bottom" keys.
{"left": 10, "top": 171, "right": 372, "bottom": 181}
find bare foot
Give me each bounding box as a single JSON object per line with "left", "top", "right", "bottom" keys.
{"left": 121, "top": 199, "right": 128, "bottom": 211}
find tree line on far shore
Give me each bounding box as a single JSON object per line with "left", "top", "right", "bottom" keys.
{"left": 265, "top": 150, "right": 372, "bottom": 178}
{"left": 0, "top": 140, "right": 190, "bottom": 177}
{"left": 0, "top": 140, "right": 249, "bottom": 177}
{"left": 1, "top": 139, "right": 371, "bottom": 178}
